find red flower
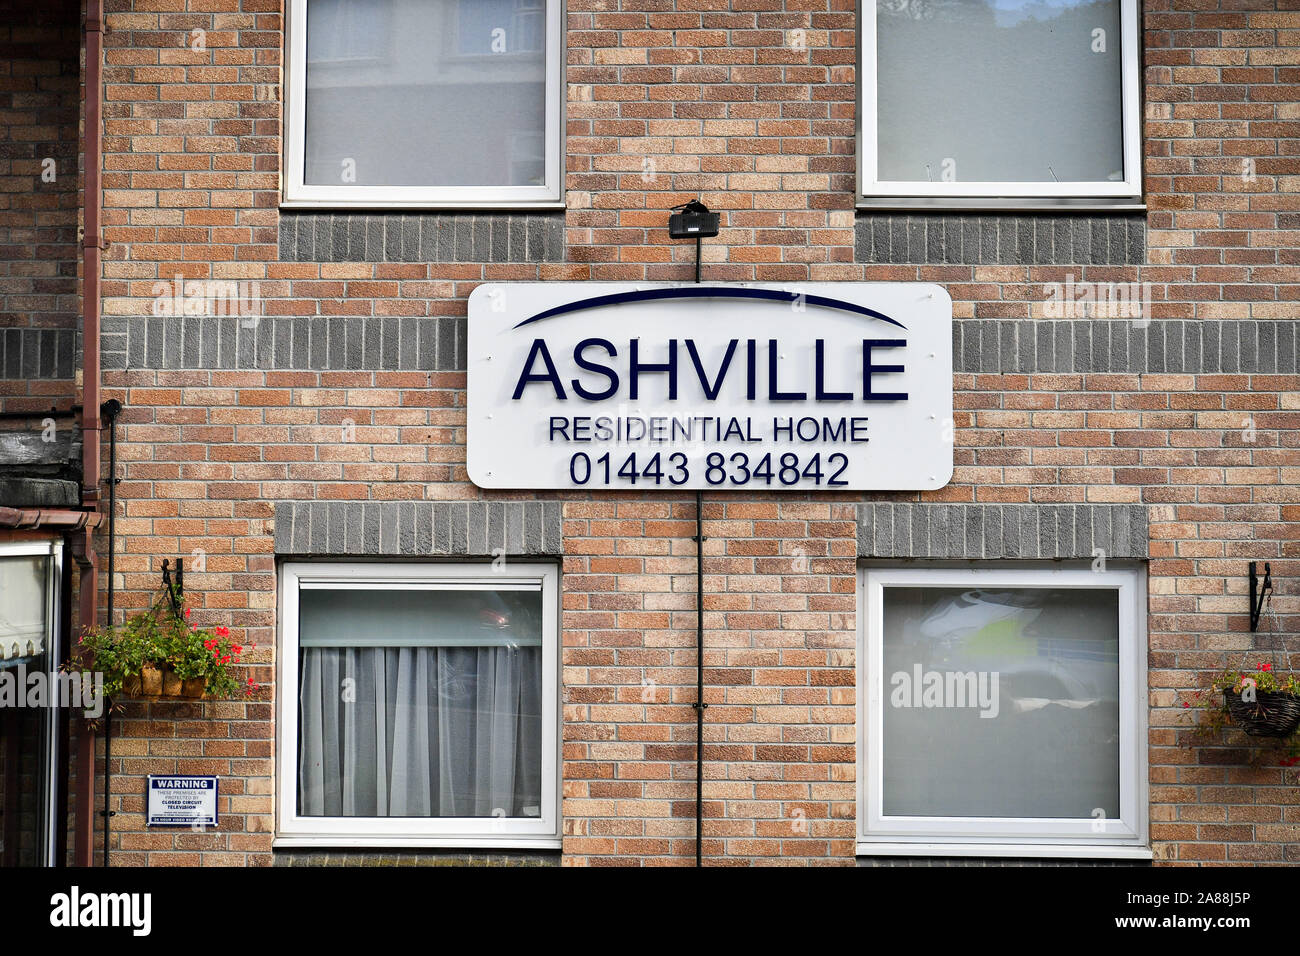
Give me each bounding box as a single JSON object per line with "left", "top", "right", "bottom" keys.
{"left": 232, "top": 645, "right": 242, "bottom": 654}
{"left": 184, "top": 607, "right": 191, "bottom": 618}
{"left": 1183, "top": 702, "right": 1190, "bottom": 708}
{"left": 1261, "top": 662, "right": 1273, "bottom": 672}
{"left": 215, "top": 626, "right": 229, "bottom": 638}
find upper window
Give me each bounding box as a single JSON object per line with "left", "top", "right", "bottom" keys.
{"left": 858, "top": 0, "right": 1141, "bottom": 205}
{"left": 277, "top": 562, "right": 559, "bottom": 847}
{"left": 284, "top": 0, "right": 563, "bottom": 208}
{"left": 858, "top": 564, "right": 1148, "bottom": 858}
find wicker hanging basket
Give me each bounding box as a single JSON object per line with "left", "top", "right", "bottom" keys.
{"left": 1222, "top": 688, "right": 1300, "bottom": 738}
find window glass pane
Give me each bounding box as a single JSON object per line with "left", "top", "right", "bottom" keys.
{"left": 881, "top": 585, "right": 1120, "bottom": 819}
{"left": 297, "top": 586, "right": 543, "bottom": 818}
{"left": 0, "top": 556, "right": 48, "bottom": 662}
{"left": 299, "top": 587, "right": 542, "bottom": 647}
{"left": 304, "top": 0, "right": 547, "bottom": 187}
{"left": 875, "top": 0, "right": 1124, "bottom": 184}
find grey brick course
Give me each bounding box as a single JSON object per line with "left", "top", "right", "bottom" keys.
{"left": 855, "top": 213, "right": 1145, "bottom": 265}
{"left": 0, "top": 328, "right": 76, "bottom": 380}
{"left": 857, "top": 503, "right": 1149, "bottom": 559}
{"left": 274, "top": 500, "right": 564, "bottom": 557}
{"left": 101, "top": 312, "right": 1299, "bottom": 376}
{"left": 103, "top": 314, "right": 465, "bottom": 371}
{"left": 950, "top": 319, "right": 1300, "bottom": 374}
{"left": 278, "top": 212, "right": 565, "bottom": 263}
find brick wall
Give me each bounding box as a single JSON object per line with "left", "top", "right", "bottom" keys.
{"left": 0, "top": 0, "right": 80, "bottom": 414}
{"left": 562, "top": 497, "right": 857, "bottom": 865}
{"left": 83, "top": 0, "right": 1300, "bottom": 866}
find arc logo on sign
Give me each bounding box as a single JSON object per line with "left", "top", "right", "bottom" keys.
{"left": 467, "top": 282, "right": 954, "bottom": 491}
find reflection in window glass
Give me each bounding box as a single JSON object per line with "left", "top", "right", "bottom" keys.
{"left": 881, "top": 586, "right": 1120, "bottom": 818}
{"left": 876, "top": 0, "right": 1125, "bottom": 183}
{"left": 457, "top": 0, "right": 545, "bottom": 55}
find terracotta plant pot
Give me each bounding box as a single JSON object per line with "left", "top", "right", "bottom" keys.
{"left": 126, "top": 664, "right": 207, "bottom": 699}
{"left": 140, "top": 662, "right": 163, "bottom": 696}
{"left": 163, "top": 668, "right": 185, "bottom": 696}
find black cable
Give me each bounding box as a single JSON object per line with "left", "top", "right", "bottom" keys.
{"left": 99, "top": 398, "right": 121, "bottom": 867}
{"left": 694, "top": 489, "right": 705, "bottom": 866}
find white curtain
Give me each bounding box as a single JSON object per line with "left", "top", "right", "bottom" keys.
{"left": 298, "top": 644, "right": 541, "bottom": 817}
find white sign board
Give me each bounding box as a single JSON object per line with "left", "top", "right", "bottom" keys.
{"left": 467, "top": 282, "right": 953, "bottom": 491}
{"left": 146, "top": 775, "right": 218, "bottom": 827}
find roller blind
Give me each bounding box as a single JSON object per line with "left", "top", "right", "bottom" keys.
{"left": 298, "top": 586, "right": 543, "bottom": 648}
{"left": 0, "top": 555, "right": 49, "bottom": 662}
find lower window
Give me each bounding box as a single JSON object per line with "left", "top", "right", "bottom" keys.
{"left": 277, "top": 562, "right": 558, "bottom": 847}
{"left": 858, "top": 564, "right": 1148, "bottom": 858}
{"left": 0, "top": 541, "right": 63, "bottom": 866}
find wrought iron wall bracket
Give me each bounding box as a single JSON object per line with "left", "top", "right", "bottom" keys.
{"left": 1249, "top": 561, "right": 1272, "bottom": 632}
{"left": 160, "top": 557, "right": 184, "bottom": 617}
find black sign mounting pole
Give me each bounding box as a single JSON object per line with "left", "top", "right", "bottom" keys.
{"left": 693, "top": 488, "right": 706, "bottom": 867}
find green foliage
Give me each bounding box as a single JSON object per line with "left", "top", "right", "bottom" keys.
{"left": 73, "top": 585, "right": 253, "bottom": 700}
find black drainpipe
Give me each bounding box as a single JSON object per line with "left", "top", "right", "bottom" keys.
{"left": 100, "top": 398, "right": 121, "bottom": 866}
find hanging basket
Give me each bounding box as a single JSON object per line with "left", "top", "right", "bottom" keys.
{"left": 1222, "top": 688, "right": 1300, "bottom": 738}
{"left": 120, "top": 663, "right": 208, "bottom": 700}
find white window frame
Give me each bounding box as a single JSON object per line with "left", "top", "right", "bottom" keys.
{"left": 276, "top": 561, "right": 560, "bottom": 849}
{"left": 857, "top": 563, "right": 1150, "bottom": 859}
{"left": 282, "top": 0, "right": 564, "bottom": 209}
{"left": 856, "top": 0, "right": 1143, "bottom": 208}
{"left": 0, "top": 539, "right": 63, "bottom": 867}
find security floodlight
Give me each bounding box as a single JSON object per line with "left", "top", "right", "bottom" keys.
{"left": 668, "top": 199, "right": 720, "bottom": 283}
{"left": 668, "top": 199, "right": 720, "bottom": 240}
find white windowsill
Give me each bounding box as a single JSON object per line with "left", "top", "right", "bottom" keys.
{"left": 857, "top": 842, "right": 1154, "bottom": 861}
{"left": 279, "top": 199, "right": 568, "bottom": 212}
{"left": 274, "top": 835, "right": 563, "bottom": 850}
{"left": 856, "top": 198, "right": 1147, "bottom": 213}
